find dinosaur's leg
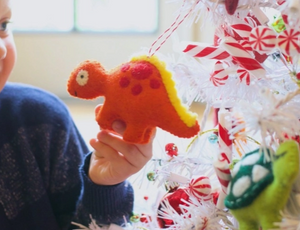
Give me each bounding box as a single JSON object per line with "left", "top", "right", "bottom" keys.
{"left": 123, "top": 123, "right": 155, "bottom": 144}
{"left": 143, "top": 127, "right": 155, "bottom": 143}
{"left": 96, "top": 105, "right": 118, "bottom": 131}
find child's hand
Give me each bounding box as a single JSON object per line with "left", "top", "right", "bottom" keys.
{"left": 88, "top": 120, "right": 155, "bottom": 185}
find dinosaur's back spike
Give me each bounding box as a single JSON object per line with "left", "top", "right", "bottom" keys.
{"left": 130, "top": 55, "right": 199, "bottom": 129}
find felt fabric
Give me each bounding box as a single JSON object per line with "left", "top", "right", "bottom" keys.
{"left": 225, "top": 148, "right": 273, "bottom": 209}
{"left": 225, "top": 141, "right": 300, "bottom": 230}
{"left": 67, "top": 55, "right": 200, "bottom": 144}
{"left": 0, "top": 83, "right": 134, "bottom": 229}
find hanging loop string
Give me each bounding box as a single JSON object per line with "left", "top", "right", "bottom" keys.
{"left": 148, "top": 0, "right": 200, "bottom": 57}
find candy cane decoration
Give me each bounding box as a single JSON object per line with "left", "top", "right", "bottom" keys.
{"left": 214, "top": 108, "right": 233, "bottom": 209}
{"left": 210, "top": 61, "right": 229, "bottom": 86}
{"left": 238, "top": 40, "right": 252, "bottom": 52}
{"left": 220, "top": 36, "right": 266, "bottom": 79}
{"left": 230, "top": 17, "right": 257, "bottom": 41}
{"left": 182, "top": 43, "right": 232, "bottom": 60}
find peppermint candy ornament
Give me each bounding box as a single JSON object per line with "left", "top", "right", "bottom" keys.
{"left": 189, "top": 176, "right": 212, "bottom": 199}
{"left": 277, "top": 28, "right": 300, "bottom": 56}
{"left": 249, "top": 26, "right": 277, "bottom": 53}
{"left": 237, "top": 68, "right": 251, "bottom": 85}
{"left": 210, "top": 61, "right": 229, "bottom": 86}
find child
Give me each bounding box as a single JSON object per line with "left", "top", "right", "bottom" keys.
{"left": 0, "top": 0, "right": 154, "bottom": 229}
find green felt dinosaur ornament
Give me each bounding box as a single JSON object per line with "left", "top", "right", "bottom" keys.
{"left": 225, "top": 140, "right": 300, "bottom": 230}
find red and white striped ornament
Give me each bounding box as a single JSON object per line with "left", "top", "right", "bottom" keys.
{"left": 249, "top": 26, "right": 277, "bottom": 53}
{"left": 230, "top": 17, "right": 257, "bottom": 40}
{"left": 183, "top": 43, "right": 231, "bottom": 60}
{"left": 277, "top": 28, "right": 300, "bottom": 56}
{"left": 210, "top": 61, "right": 229, "bottom": 86}
{"left": 238, "top": 40, "right": 253, "bottom": 53}
{"left": 220, "top": 36, "right": 266, "bottom": 78}
{"left": 214, "top": 157, "right": 231, "bottom": 197}
{"left": 237, "top": 68, "right": 251, "bottom": 85}
{"left": 214, "top": 109, "right": 232, "bottom": 208}
{"left": 189, "top": 176, "right": 212, "bottom": 199}
{"left": 238, "top": 41, "right": 270, "bottom": 63}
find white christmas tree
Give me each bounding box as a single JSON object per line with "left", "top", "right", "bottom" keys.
{"left": 76, "top": 0, "right": 300, "bottom": 229}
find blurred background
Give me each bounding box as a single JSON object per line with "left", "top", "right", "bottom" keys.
{"left": 9, "top": 0, "right": 215, "bottom": 149}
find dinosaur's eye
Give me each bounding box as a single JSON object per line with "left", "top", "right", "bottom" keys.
{"left": 76, "top": 70, "right": 89, "bottom": 86}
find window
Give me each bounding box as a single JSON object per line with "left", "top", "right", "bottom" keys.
{"left": 10, "top": 0, "right": 159, "bottom": 33}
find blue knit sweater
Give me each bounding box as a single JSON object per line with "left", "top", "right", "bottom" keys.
{"left": 0, "top": 83, "right": 134, "bottom": 230}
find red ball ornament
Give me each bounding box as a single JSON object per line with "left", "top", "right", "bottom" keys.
{"left": 189, "top": 176, "right": 212, "bottom": 199}
{"left": 140, "top": 213, "right": 152, "bottom": 223}
{"left": 165, "top": 143, "right": 179, "bottom": 157}
{"left": 157, "top": 188, "right": 190, "bottom": 228}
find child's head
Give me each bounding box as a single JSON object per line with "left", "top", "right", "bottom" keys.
{"left": 0, "top": 0, "right": 16, "bottom": 92}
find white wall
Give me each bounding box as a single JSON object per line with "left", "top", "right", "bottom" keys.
{"left": 9, "top": 1, "right": 214, "bottom": 98}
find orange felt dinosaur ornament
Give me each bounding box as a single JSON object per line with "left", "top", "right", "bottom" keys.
{"left": 67, "top": 55, "right": 200, "bottom": 144}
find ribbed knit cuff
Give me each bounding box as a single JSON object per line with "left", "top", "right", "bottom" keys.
{"left": 80, "top": 153, "right": 134, "bottom": 219}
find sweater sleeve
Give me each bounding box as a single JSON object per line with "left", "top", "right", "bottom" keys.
{"left": 72, "top": 153, "right": 134, "bottom": 228}
{"left": 0, "top": 83, "right": 134, "bottom": 229}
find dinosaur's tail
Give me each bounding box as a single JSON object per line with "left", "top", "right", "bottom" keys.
{"left": 158, "top": 115, "right": 200, "bottom": 139}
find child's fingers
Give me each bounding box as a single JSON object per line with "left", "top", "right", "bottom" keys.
{"left": 90, "top": 136, "right": 120, "bottom": 161}
{"left": 112, "top": 120, "right": 126, "bottom": 135}
{"left": 97, "top": 131, "right": 152, "bottom": 169}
